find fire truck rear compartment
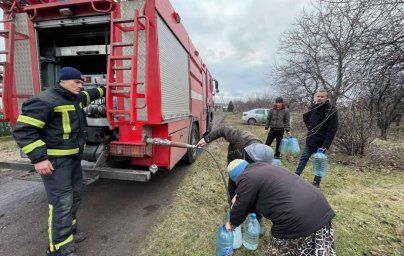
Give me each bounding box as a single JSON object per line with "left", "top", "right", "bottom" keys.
{"left": 36, "top": 20, "right": 109, "bottom": 90}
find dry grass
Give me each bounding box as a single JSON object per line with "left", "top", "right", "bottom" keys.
{"left": 0, "top": 136, "right": 22, "bottom": 161}
{"left": 139, "top": 113, "right": 403, "bottom": 256}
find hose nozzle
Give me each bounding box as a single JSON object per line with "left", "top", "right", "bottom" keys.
{"left": 144, "top": 137, "right": 197, "bottom": 149}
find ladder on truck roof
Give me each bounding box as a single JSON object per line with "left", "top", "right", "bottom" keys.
{"left": 107, "top": 9, "right": 149, "bottom": 129}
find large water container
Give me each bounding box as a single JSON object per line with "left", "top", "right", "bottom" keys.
{"left": 313, "top": 150, "right": 328, "bottom": 177}
{"left": 289, "top": 137, "right": 300, "bottom": 156}
{"left": 242, "top": 213, "right": 260, "bottom": 250}
{"left": 232, "top": 226, "right": 242, "bottom": 249}
{"left": 279, "top": 137, "right": 290, "bottom": 154}
{"left": 216, "top": 225, "right": 234, "bottom": 256}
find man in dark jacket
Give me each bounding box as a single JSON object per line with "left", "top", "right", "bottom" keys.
{"left": 196, "top": 125, "right": 273, "bottom": 235}
{"left": 196, "top": 125, "right": 273, "bottom": 197}
{"left": 13, "top": 67, "right": 105, "bottom": 256}
{"left": 295, "top": 89, "right": 338, "bottom": 188}
{"left": 264, "top": 97, "right": 291, "bottom": 159}
{"left": 225, "top": 160, "right": 336, "bottom": 256}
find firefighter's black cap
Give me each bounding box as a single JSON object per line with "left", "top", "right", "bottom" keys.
{"left": 59, "top": 67, "right": 83, "bottom": 81}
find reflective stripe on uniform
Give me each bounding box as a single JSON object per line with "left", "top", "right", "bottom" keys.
{"left": 54, "top": 234, "right": 73, "bottom": 251}
{"left": 97, "top": 87, "right": 104, "bottom": 97}
{"left": 54, "top": 105, "right": 75, "bottom": 140}
{"left": 47, "top": 148, "right": 79, "bottom": 156}
{"left": 82, "top": 91, "right": 90, "bottom": 105}
{"left": 21, "top": 139, "right": 46, "bottom": 154}
{"left": 48, "top": 204, "right": 54, "bottom": 252}
{"left": 17, "top": 115, "right": 45, "bottom": 128}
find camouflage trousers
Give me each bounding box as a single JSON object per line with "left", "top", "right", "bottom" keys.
{"left": 265, "top": 222, "right": 336, "bottom": 256}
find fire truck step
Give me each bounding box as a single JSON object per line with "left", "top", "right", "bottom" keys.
{"left": 110, "top": 55, "right": 132, "bottom": 60}
{"left": 112, "top": 66, "right": 132, "bottom": 70}
{"left": 0, "top": 61, "right": 6, "bottom": 65}
{"left": 112, "top": 18, "right": 135, "bottom": 24}
{"left": 0, "top": 50, "right": 8, "bottom": 54}
{"left": 107, "top": 83, "right": 131, "bottom": 87}
{"left": 111, "top": 90, "right": 130, "bottom": 96}
{"left": 110, "top": 110, "right": 131, "bottom": 115}
{"left": 112, "top": 42, "right": 134, "bottom": 47}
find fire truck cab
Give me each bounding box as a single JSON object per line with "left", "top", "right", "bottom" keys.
{"left": 0, "top": 0, "right": 218, "bottom": 181}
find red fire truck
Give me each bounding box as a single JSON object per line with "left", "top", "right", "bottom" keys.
{"left": 0, "top": 0, "right": 218, "bottom": 181}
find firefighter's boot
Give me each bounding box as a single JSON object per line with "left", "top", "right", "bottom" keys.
{"left": 46, "top": 242, "right": 77, "bottom": 256}
{"left": 73, "top": 231, "right": 87, "bottom": 243}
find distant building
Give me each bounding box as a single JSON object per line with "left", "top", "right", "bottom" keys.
{"left": 214, "top": 102, "right": 228, "bottom": 112}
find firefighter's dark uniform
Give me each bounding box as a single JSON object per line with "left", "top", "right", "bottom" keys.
{"left": 13, "top": 83, "right": 105, "bottom": 254}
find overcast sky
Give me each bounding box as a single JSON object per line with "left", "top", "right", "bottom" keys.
{"left": 170, "top": 0, "right": 310, "bottom": 103}
{"left": 0, "top": 1, "right": 310, "bottom": 103}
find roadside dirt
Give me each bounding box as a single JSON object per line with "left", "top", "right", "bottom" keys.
{"left": 0, "top": 112, "right": 226, "bottom": 256}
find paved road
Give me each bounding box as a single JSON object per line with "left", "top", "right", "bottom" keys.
{"left": 0, "top": 112, "right": 226, "bottom": 256}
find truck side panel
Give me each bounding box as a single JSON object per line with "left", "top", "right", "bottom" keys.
{"left": 157, "top": 15, "right": 190, "bottom": 120}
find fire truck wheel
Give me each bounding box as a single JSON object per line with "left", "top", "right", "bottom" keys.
{"left": 183, "top": 123, "right": 199, "bottom": 164}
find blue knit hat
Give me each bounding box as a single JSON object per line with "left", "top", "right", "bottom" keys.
{"left": 227, "top": 159, "right": 249, "bottom": 182}
{"left": 59, "top": 67, "right": 83, "bottom": 81}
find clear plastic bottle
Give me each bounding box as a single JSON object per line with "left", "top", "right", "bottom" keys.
{"left": 216, "top": 224, "right": 234, "bottom": 256}
{"left": 232, "top": 226, "right": 242, "bottom": 249}
{"left": 313, "top": 149, "right": 328, "bottom": 177}
{"left": 279, "top": 137, "right": 290, "bottom": 154}
{"left": 289, "top": 136, "right": 301, "bottom": 156}
{"left": 242, "top": 213, "right": 260, "bottom": 250}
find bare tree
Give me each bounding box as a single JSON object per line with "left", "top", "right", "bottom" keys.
{"left": 334, "top": 102, "right": 377, "bottom": 156}
{"left": 272, "top": 1, "right": 369, "bottom": 106}
{"left": 272, "top": 0, "right": 404, "bottom": 140}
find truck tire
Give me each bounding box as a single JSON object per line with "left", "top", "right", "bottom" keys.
{"left": 183, "top": 123, "right": 199, "bottom": 164}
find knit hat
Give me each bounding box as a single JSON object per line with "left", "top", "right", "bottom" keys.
{"left": 244, "top": 143, "right": 274, "bottom": 163}
{"left": 227, "top": 159, "right": 249, "bottom": 182}
{"left": 59, "top": 67, "right": 83, "bottom": 81}
{"left": 275, "top": 97, "right": 284, "bottom": 103}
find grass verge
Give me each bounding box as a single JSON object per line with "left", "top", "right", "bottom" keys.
{"left": 139, "top": 113, "right": 403, "bottom": 256}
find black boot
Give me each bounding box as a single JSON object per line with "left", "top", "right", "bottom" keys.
{"left": 73, "top": 231, "right": 87, "bottom": 243}
{"left": 46, "top": 242, "right": 77, "bottom": 256}
{"left": 313, "top": 176, "right": 321, "bottom": 188}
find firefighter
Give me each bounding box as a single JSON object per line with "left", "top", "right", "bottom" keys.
{"left": 13, "top": 67, "right": 106, "bottom": 256}
{"left": 196, "top": 125, "right": 273, "bottom": 236}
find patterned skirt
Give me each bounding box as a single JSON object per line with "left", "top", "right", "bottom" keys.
{"left": 265, "top": 222, "right": 336, "bottom": 256}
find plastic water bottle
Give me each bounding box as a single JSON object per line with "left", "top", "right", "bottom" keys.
{"left": 271, "top": 158, "right": 282, "bottom": 166}
{"left": 289, "top": 136, "right": 300, "bottom": 156}
{"left": 216, "top": 224, "right": 234, "bottom": 256}
{"left": 242, "top": 213, "right": 260, "bottom": 250}
{"left": 232, "top": 226, "right": 242, "bottom": 249}
{"left": 279, "top": 137, "right": 290, "bottom": 154}
{"left": 313, "top": 149, "right": 328, "bottom": 177}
